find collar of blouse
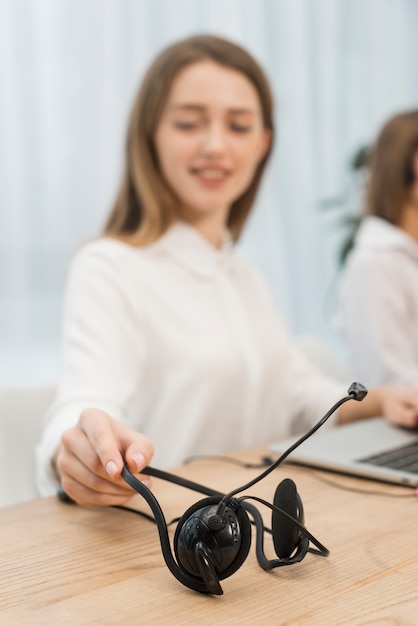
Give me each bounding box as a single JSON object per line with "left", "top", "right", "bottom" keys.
{"left": 151, "top": 221, "right": 235, "bottom": 278}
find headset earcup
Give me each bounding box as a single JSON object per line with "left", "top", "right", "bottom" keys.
{"left": 272, "top": 478, "right": 302, "bottom": 559}
{"left": 174, "top": 496, "right": 252, "bottom": 581}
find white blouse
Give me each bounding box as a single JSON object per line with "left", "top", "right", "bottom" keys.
{"left": 36, "top": 222, "right": 346, "bottom": 496}
{"left": 337, "top": 216, "right": 418, "bottom": 387}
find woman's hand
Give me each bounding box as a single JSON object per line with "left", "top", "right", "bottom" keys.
{"left": 54, "top": 408, "right": 154, "bottom": 506}
{"left": 378, "top": 387, "right": 418, "bottom": 428}
{"left": 338, "top": 385, "right": 418, "bottom": 428}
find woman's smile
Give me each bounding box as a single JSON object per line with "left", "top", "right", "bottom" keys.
{"left": 190, "top": 165, "right": 231, "bottom": 184}
{"left": 155, "top": 60, "right": 270, "bottom": 241}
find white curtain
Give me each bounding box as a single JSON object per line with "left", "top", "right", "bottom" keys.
{"left": 1, "top": 0, "right": 418, "bottom": 383}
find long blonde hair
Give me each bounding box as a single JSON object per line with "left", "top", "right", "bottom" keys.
{"left": 104, "top": 34, "right": 274, "bottom": 245}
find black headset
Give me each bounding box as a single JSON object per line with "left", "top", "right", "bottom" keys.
{"left": 118, "top": 382, "right": 368, "bottom": 595}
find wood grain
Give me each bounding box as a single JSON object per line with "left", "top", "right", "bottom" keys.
{"left": 1, "top": 447, "right": 417, "bottom": 625}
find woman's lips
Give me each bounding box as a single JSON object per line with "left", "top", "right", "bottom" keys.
{"left": 192, "top": 168, "right": 231, "bottom": 184}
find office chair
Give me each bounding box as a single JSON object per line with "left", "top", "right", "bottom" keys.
{"left": 0, "top": 384, "right": 56, "bottom": 507}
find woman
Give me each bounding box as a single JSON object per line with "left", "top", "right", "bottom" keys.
{"left": 337, "top": 110, "right": 418, "bottom": 387}
{"left": 37, "top": 36, "right": 418, "bottom": 506}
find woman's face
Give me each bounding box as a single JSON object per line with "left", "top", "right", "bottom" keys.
{"left": 155, "top": 60, "right": 271, "bottom": 233}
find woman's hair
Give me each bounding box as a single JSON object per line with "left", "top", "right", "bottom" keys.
{"left": 365, "top": 109, "right": 418, "bottom": 224}
{"left": 104, "top": 34, "right": 274, "bottom": 245}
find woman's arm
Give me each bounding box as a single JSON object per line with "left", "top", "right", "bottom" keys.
{"left": 339, "top": 386, "right": 418, "bottom": 427}
{"left": 36, "top": 241, "right": 153, "bottom": 503}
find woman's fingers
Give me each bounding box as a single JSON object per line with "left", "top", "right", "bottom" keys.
{"left": 79, "top": 408, "right": 126, "bottom": 478}
{"left": 124, "top": 431, "right": 155, "bottom": 473}
{"left": 58, "top": 446, "right": 132, "bottom": 494}
{"left": 56, "top": 408, "right": 155, "bottom": 505}
{"left": 382, "top": 387, "right": 418, "bottom": 428}
{"left": 60, "top": 472, "right": 135, "bottom": 506}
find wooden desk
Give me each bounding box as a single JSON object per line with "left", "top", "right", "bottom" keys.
{"left": 1, "top": 446, "right": 418, "bottom": 625}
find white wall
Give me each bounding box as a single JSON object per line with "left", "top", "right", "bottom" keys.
{"left": 1, "top": 0, "right": 418, "bottom": 383}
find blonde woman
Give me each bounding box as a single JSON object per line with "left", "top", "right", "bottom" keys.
{"left": 37, "top": 36, "right": 418, "bottom": 506}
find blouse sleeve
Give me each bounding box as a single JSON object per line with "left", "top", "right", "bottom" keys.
{"left": 35, "top": 241, "right": 147, "bottom": 496}
{"left": 247, "top": 265, "right": 348, "bottom": 437}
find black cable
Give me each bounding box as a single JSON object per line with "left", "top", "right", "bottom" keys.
{"left": 143, "top": 465, "right": 222, "bottom": 497}
{"left": 121, "top": 465, "right": 212, "bottom": 594}
{"left": 113, "top": 505, "right": 181, "bottom": 526}
{"left": 112, "top": 505, "right": 157, "bottom": 523}
{"left": 304, "top": 469, "right": 416, "bottom": 498}
{"left": 183, "top": 454, "right": 417, "bottom": 498}
{"left": 215, "top": 390, "right": 360, "bottom": 515}
{"left": 239, "top": 495, "right": 329, "bottom": 556}
{"left": 242, "top": 500, "right": 314, "bottom": 569}
{"left": 183, "top": 454, "right": 274, "bottom": 468}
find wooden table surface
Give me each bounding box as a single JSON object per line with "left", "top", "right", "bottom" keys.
{"left": 1, "top": 446, "right": 418, "bottom": 625}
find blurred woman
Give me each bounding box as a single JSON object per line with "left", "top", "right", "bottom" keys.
{"left": 36, "top": 38, "right": 418, "bottom": 506}
{"left": 337, "top": 110, "right": 418, "bottom": 386}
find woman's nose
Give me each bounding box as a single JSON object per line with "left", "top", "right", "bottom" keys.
{"left": 201, "top": 123, "right": 227, "bottom": 155}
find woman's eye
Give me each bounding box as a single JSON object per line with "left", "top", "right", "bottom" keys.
{"left": 230, "top": 124, "right": 251, "bottom": 133}
{"left": 174, "top": 120, "right": 199, "bottom": 130}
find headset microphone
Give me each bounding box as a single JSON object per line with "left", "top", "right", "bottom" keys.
{"left": 58, "top": 383, "right": 368, "bottom": 595}
{"left": 121, "top": 384, "right": 366, "bottom": 595}
{"left": 214, "top": 383, "right": 368, "bottom": 519}
{"left": 347, "top": 381, "right": 368, "bottom": 401}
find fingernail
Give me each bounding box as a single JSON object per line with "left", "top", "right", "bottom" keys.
{"left": 141, "top": 479, "right": 152, "bottom": 489}
{"left": 407, "top": 410, "right": 417, "bottom": 426}
{"left": 106, "top": 460, "right": 118, "bottom": 478}
{"left": 132, "top": 452, "right": 146, "bottom": 472}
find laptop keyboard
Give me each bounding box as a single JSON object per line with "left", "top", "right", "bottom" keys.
{"left": 359, "top": 440, "right": 418, "bottom": 474}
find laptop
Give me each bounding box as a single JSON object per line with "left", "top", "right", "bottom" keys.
{"left": 270, "top": 417, "right": 418, "bottom": 487}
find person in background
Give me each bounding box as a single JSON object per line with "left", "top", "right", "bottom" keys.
{"left": 337, "top": 110, "right": 418, "bottom": 387}
{"left": 36, "top": 36, "right": 418, "bottom": 507}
